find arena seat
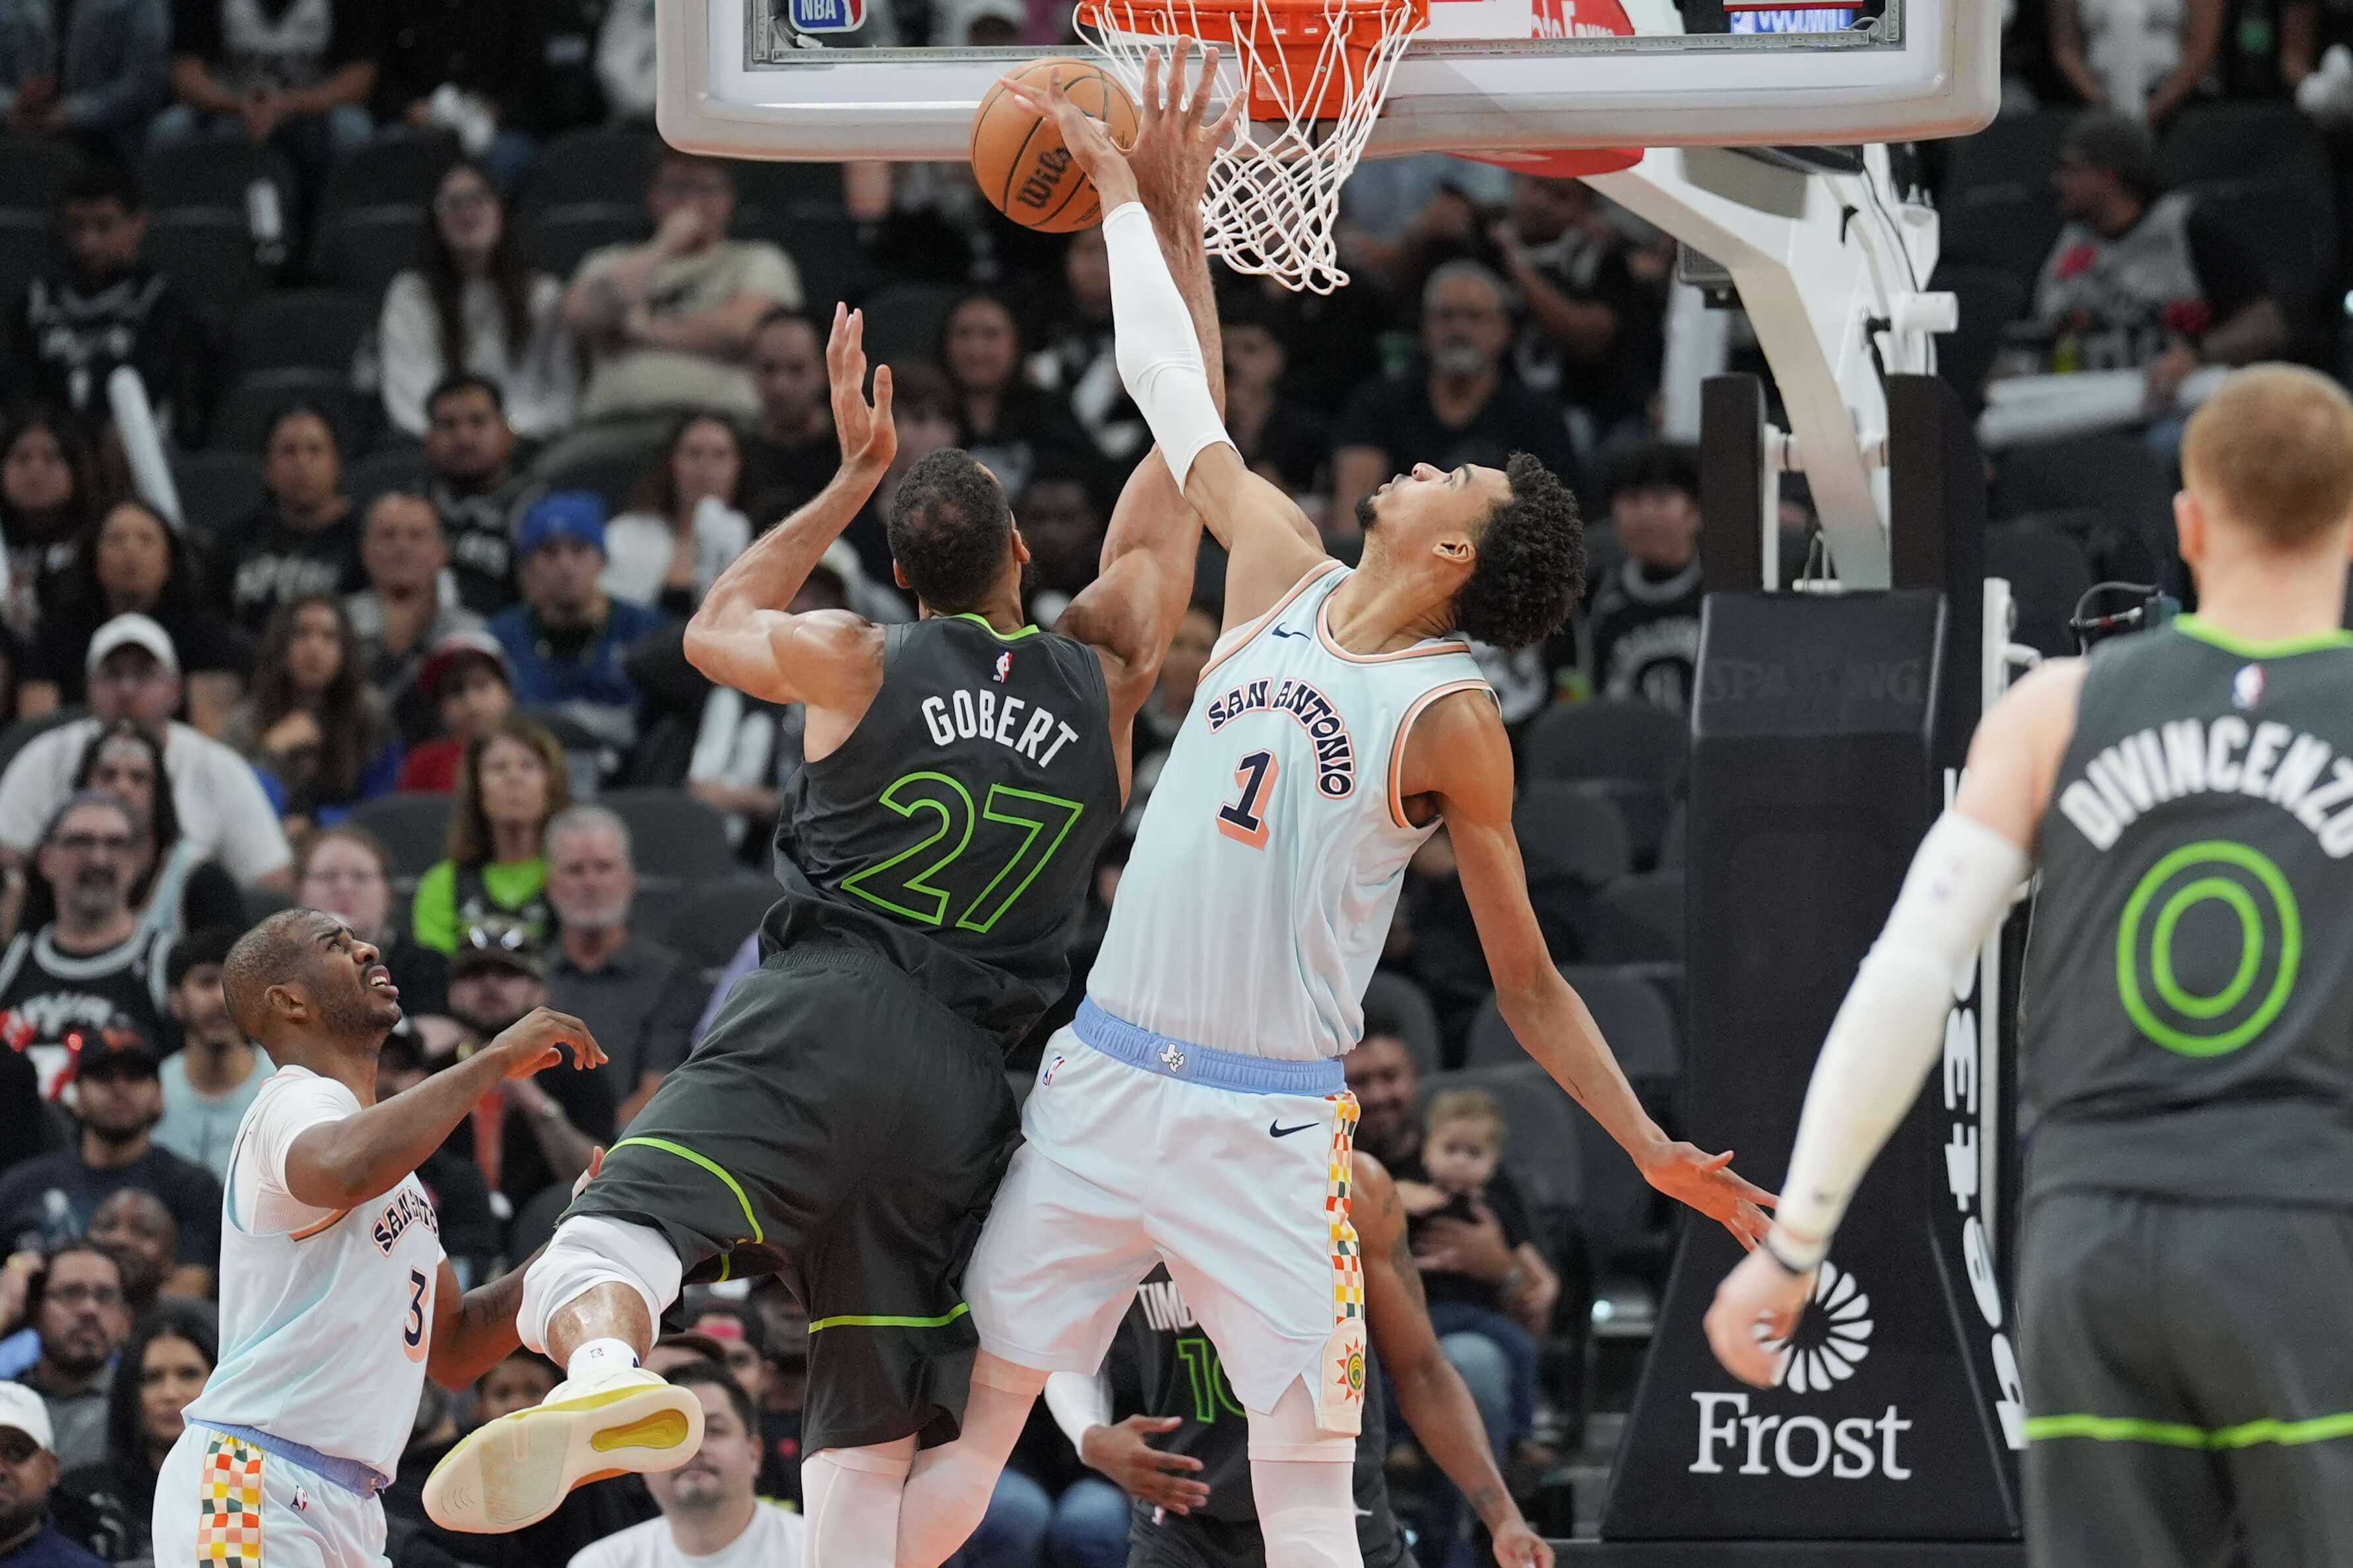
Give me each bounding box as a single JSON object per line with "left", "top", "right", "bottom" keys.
{"left": 598, "top": 788, "right": 740, "bottom": 883}
{"left": 207, "top": 380, "right": 368, "bottom": 458}
{"left": 1575, "top": 871, "right": 1684, "bottom": 964}
{"left": 516, "top": 128, "right": 659, "bottom": 215}
{"left": 1987, "top": 518, "right": 2096, "bottom": 659}
{"left": 0, "top": 213, "right": 51, "bottom": 325}
{"left": 1522, "top": 699, "right": 1687, "bottom": 792}
{"left": 236, "top": 290, "right": 375, "bottom": 379}
{"left": 858, "top": 280, "right": 963, "bottom": 365}
{"left": 727, "top": 160, "right": 849, "bottom": 218}
{"left": 344, "top": 447, "right": 430, "bottom": 517}
{"left": 524, "top": 203, "right": 652, "bottom": 276}
{"left": 0, "top": 135, "right": 79, "bottom": 216}
{"left": 140, "top": 141, "right": 297, "bottom": 228}
{"left": 1364, "top": 968, "right": 1443, "bottom": 1078}
{"left": 1464, "top": 966, "right": 1675, "bottom": 1077}
{"left": 1934, "top": 107, "right": 2070, "bottom": 285}
{"left": 657, "top": 877, "right": 779, "bottom": 972}
{"left": 309, "top": 205, "right": 430, "bottom": 296}
{"left": 1991, "top": 432, "right": 2174, "bottom": 580}
{"left": 144, "top": 210, "right": 272, "bottom": 317}
{"left": 1928, "top": 261, "right": 2026, "bottom": 418}
{"left": 1515, "top": 780, "right": 1633, "bottom": 891}
{"left": 344, "top": 794, "right": 455, "bottom": 883}
{"left": 312, "top": 136, "right": 456, "bottom": 232}
{"left": 168, "top": 449, "right": 265, "bottom": 540}
{"left": 769, "top": 212, "right": 874, "bottom": 316}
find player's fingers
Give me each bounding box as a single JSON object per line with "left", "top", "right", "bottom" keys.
{"left": 1140, "top": 1416, "right": 1184, "bottom": 1432}
{"left": 1141, "top": 47, "right": 1163, "bottom": 121}
{"left": 1147, "top": 1451, "right": 1206, "bottom": 1472}
{"left": 1188, "top": 43, "right": 1220, "bottom": 125}
{"left": 1698, "top": 1147, "right": 1736, "bottom": 1173}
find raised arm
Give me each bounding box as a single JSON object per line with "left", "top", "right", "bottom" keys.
{"left": 682, "top": 303, "right": 891, "bottom": 712}
{"left": 1704, "top": 658, "right": 2082, "bottom": 1387}
{"left": 1010, "top": 63, "right": 1326, "bottom": 633}
{"left": 1400, "top": 689, "right": 1774, "bottom": 1246}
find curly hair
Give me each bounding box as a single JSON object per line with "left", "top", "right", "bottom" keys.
{"left": 887, "top": 447, "right": 1014, "bottom": 614}
{"left": 1454, "top": 451, "right": 1586, "bottom": 650}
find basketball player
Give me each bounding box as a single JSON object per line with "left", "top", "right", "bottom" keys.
{"left": 1705, "top": 364, "right": 2353, "bottom": 1566}
{"left": 874, "top": 60, "right": 1773, "bottom": 1568}
{"left": 149, "top": 908, "right": 603, "bottom": 1567}
{"left": 421, "top": 89, "right": 1233, "bottom": 1553}
{"left": 1045, "top": 1149, "right": 1553, "bottom": 1568}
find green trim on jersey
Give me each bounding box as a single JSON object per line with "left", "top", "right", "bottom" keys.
{"left": 945, "top": 612, "right": 1041, "bottom": 641}
{"left": 808, "top": 1303, "right": 972, "bottom": 1333}
{"left": 2175, "top": 615, "right": 2353, "bottom": 659}
{"left": 2027, "top": 1411, "right": 2353, "bottom": 1448}
{"left": 2115, "top": 840, "right": 2302, "bottom": 1057}
{"left": 607, "top": 1137, "right": 765, "bottom": 1244}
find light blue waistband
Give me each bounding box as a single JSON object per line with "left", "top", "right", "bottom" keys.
{"left": 1073, "top": 997, "right": 1345, "bottom": 1096}
{"left": 199, "top": 1422, "right": 391, "bottom": 1498}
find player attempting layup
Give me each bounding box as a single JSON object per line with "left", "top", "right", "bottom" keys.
{"left": 876, "top": 57, "right": 1774, "bottom": 1568}
{"left": 424, "top": 122, "right": 1224, "bottom": 1552}
{"left": 150, "top": 909, "right": 602, "bottom": 1567}
{"left": 1707, "top": 365, "right": 2353, "bottom": 1567}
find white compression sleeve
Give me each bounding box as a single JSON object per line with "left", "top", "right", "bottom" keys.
{"left": 1044, "top": 1370, "right": 1112, "bottom": 1455}
{"left": 1101, "top": 201, "right": 1235, "bottom": 489}
{"left": 1771, "top": 811, "right": 2030, "bottom": 1270}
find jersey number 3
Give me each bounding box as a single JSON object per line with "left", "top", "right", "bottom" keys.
{"left": 402, "top": 1267, "right": 430, "bottom": 1364}
{"left": 1218, "top": 750, "right": 1279, "bottom": 850}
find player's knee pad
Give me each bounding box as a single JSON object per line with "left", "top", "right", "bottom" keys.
{"left": 1251, "top": 1455, "right": 1362, "bottom": 1568}
{"left": 1246, "top": 1376, "right": 1355, "bottom": 1464}
{"left": 519, "top": 1216, "right": 683, "bottom": 1354}
{"left": 802, "top": 1437, "right": 915, "bottom": 1568}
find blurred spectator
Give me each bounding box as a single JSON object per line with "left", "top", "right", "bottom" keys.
{"left": 7, "top": 1243, "right": 131, "bottom": 1472}
{"left": 296, "top": 826, "right": 450, "bottom": 1017}
{"left": 1586, "top": 441, "right": 1702, "bottom": 714}
{"left": 940, "top": 290, "right": 1089, "bottom": 502}
{"left": 152, "top": 926, "right": 266, "bottom": 1180}
{"left": 150, "top": 0, "right": 380, "bottom": 201}
{"left": 741, "top": 309, "right": 834, "bottom": 524}
{"left": 370, "top": 1026, "right": 497, "bottom": 1270}
{"left": 1219, "top": 296, "right": 1328, "bottom": 508}
{"left": 672, "top": 1300, "right": 793, "bottom": 1495}
{"left": 2286, "top": 1, "right": 2353, "bottom": 125}
{"left": 422, "top": 373, "right": 529, "bottom": 617}
{"left": 346, "top": 489, "right": 486, "bottom": 745}
{"left": 410, "top": 716, "right": 566, "bottom": 953}
{"left": 2022, "top": 111, "right": 2285, "bottom": 412}
{"left": 1028, "top": 228, "right": 1145, "bottom": 462}
{"left": 604, "top": 415, "right": 752, "bottom": 614}
{"left": 3, "top": 166, "right": 211, "bottom": 442}
{"left": 0, "top": 794, "right": 174, "bottom": 1079}
{"left": 1338, "top": 156, "right": 1510, "bottom": 296}
{"left": 0, "top": 0, "right": 168, "bottom": 158}
{"left": 541, "top": 804, "right": 702, "bottom": 1129}
{"left": 19, "top": 499, "right": 247, "bottom": 734}
{"left": 53, "top": 1298, "right": 210, "bottom": 1563}
{"left": 222, "top": 594, "right": 402, "bottom": 833}
{"left": 593, "top": 0, "right": 656, "bottom": 123}
{"left": 79, "top": 1192, "right": 168, "bottom": 1321}
{"left": 1492, "top": 175, "right": 1663, "bottom": 462}
{"left": 397, "top": 628, "right": 511, "bottom": 793}
{"left": 62, "top": 721, "right": 245, "bottom": 949}
{"left": 211, "top": 406, "right": 364, "bottom": 638}
{"left": 1015, "top": 458, "right": 1106, "bottom": 629}
{"left": 0, "top": 1370, "right": 104, "bottom": 1565}
{"left": 490, "top": 493, "right": 664, "bottom": 752}
{"left": 379, "top": 164, "right": 577, "bottom": 442}
{"left": 563, "top": 150, "right": 802, "bottom": 422}
{"left": 567, "top": 1362, "right": 806, "bottom": 1568}
{"left": 2050, "top": 0, "right": 2222, "bottom": 121}
{"left": 743, "top": 1280, "right": 807, "bottom": 1505}
{"left": 0, "top": 407, "right": 100, "bottom": 641}
{"left": 1330, "top": 261, "right": 1577, "bottom": 538}
{"left": 368, "top": 7, "right": 533, "bottom": 189}
{"left": 1126, "top": 602, "right": 1215, "bottom": 828}
{"left": 443, "top": 925, "right": 610, "bottom": 1213}
{"left": 0, "top": 615, "right": 292, "bottom": 891}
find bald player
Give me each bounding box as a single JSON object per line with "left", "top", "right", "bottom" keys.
{"left": 1707, "top": 364, "right": 2353, "bottom": 1567}
{"left": 150, "top": 909, "right": 604, "bottom": 1568}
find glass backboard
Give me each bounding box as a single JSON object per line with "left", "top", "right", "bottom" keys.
{"left": 656, "top": 0, "right": 1997, "bottom": 163}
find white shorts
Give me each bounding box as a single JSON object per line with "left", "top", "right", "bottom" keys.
{"left": 152, "top": 1424, "right": 388, "bottom": 1568}
{"left": 965, "top": 1009, "right": 1369, "bottom": 1430}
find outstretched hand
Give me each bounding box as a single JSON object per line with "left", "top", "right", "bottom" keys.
{"left": 828, "top": 302, "right": 897, "bottom": 475}
{"left": 485, "top": 1006, "right": 605, "bottom": 1079}
{"left": 1126, "top": 43, "right": 1241, "bottom": 227}
{"left": 1704, "top": 1245, "right": 1813, "bottom": 1389}
{"left": 1002, "top": 67, "right": 1142, "bottom": 212}
{"left": 1640, "top": 1143, "right": 1776, "bottom": 1250}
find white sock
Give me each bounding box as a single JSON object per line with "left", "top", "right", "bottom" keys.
{"left": 565, "top": 1338, "right": 641, "bottom": 1382}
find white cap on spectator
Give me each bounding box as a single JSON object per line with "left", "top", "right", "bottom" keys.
{"left": 86, "top": 613, "right": 180, "bottom": 679}
{"left": 0, "top": 1382, "right": 53, "bottom": 1452}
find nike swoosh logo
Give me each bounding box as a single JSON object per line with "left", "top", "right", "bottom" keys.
{"left": 1269, "top": 1120, "right": 1319, "bottom": 1137}
{"left": 1270, "top": 626, "right": 1308, "bottom": 639}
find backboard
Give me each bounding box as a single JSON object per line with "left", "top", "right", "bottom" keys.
{"left": 656, "top": 0, "right": 1997, "bottom": 164}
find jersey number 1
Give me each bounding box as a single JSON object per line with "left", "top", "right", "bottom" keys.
{"left": 1218, "top": 750, "right": 1278, "bottom": 850}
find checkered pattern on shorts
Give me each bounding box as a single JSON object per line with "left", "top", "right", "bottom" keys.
{"left": 195, "top": 1431, "right": 265, "bottom": 1562}
{"left": 1326, "top": 1090, "right": 1364, "bottom": 1323}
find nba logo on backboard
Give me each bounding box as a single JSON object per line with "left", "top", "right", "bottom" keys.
{"left": 791, "top": 0, "right": 864, "bottom": 34}
{"left": 1725, "top": 1, "right": 1860, "bottom": 32}
{"left": 993, "top": 650, "right": 1012, "bottom": 683}
{"left": 1531, "top": 0, "right": 1629, "bottom": 40}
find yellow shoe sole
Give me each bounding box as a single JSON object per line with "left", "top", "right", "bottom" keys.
{"left": 422, "top": 1381, "right": 704, "bottom": 1533}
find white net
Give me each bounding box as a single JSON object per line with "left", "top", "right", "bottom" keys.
{"left": 1076, "top": 0, "right": 1423, "bottom": 294}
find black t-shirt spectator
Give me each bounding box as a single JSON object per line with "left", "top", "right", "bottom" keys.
{"left": 505, "top": 0, "right": 607, "bottom": 135}
{"left": 0, "top": 1048, "right": 53, "bottom": 1180}
{"left": 369, "top": 0, "right": 531, "bottom": 121}
{"left": 0, "top": 1145, "right": 222, "bottom": 1265}
{"left": 1512, "top": 235, "right": 1663, "bottom": 427}
{"left": 431, "top": 476, "right": 528, "bottom": 619}
{"left": 1336, "top": 373, "right": 1579, "bottom": 495}
{"left": 23, "top": 602, "right": 249, "bottom": 708}
{"left": 168, "top": 0, "right": 385, "bottom": 94}
{"left": 2180, "top": 204, "right": 2271, "bottom": 323}
{"left": 5, "top": 266, "right": 217, "bottom": 440}
{"left": 956, "top": 388, "right": 1094, "bottom": 505}
{"left": 414, "top": 1141, "right": 499, "bottom": 1266}
{"left": 210, "top": 501, "right": 366, "bottom": 637}
{"left": 1239, "top": 401, "right": 1331, "bottom": 496}
{"left": 1389, "top": 1152, "right": 1537, "bottom": 1313}
{"left": 743, "top": 431, "right": 839, "bottom": 529}
{"left": 1588, "top": 557, "right": 1704, "bottom": 714}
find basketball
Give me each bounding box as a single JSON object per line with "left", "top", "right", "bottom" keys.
{"left": 971, "top": 57, "right": 1139, "bottom": 234}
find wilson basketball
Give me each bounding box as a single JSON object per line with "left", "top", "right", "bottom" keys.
{"left": 971, "top": 58, "right": 1139, "bottom": 234}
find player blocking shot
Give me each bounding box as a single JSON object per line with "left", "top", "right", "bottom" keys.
{"left": 150, "top": 910, "right": 604, "bottom": 1568}
{"left": 872, "top": 53, "right": 1773, "bottom": 1568}
{"left": 1706, "top": 365, "right": 2353, "bottom": 1567}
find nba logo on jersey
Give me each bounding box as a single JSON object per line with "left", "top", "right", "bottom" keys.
{"left": 2234, "top": 663, "right": 2267, "bottom": 710}
{"left": 993, "top": 651, "right": 1013, "bottom": 683}
{"left": 790, "top": 0, "right": 864, "bottom": 33}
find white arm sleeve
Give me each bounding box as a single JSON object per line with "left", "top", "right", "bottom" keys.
{"left": 1045, "top": 1369, "right": 1114, "bottom": 1456}
{"left": 1101, "top": 201, "right": 1235, "bottom": 489}
{"left": 1771, "top": 810, "right": 2030, "bottom": 1269}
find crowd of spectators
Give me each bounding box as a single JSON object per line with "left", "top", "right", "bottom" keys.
{"left": 0, "top": 0, "right": 2347, "bottom": 1562}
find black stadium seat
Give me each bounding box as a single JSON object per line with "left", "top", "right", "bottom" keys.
{"left": 1576, "top": 871, "right": 1685, "bottom": 964}
{"left": 345, "top": 447, "right": 429, "bottom": 517}
{"left": 1466, "top": 965, "right": 1675, "bottom": 1075}
{"left": 141, "top": 141, "right": 298, "bottom": 227}
{"left": 1524, "top": 698, "right": 1687, "bottom": 791}
{"left": 1363, "top": 968, "right": 1442, "bottom": 1078}
{"left": 0, "top": 212, "right": 49, "bottom": 319}
{"left": 1991, "top": 433, "right": 2174, "bottom": 582}
{"left": 310, "top": 206, "right": 430, "bottom": 296}
{"left": 168, "top": 449, "right": 266, "bottom": 540}
{"left": 343, "top": 794, "right": 455, "bottom": 882}
{"left": 599, "top": 788, "right": 740, "bottom": 883}
{"left": 144, "top": 210, "right": 272, "bottom": 316}
{"left": 0, "top": 135, "right": 79, "bottom": 215}
{"left": 517, "top": 129, "right": 658, "bottom": 216}
{"left": 525, "top": 203, "right": 651, "bottom": 276}
{"left": 2157, "top": 102, "right": 2337, "bottom": 330}
{"left": 858, "top": 280, "right": 963, "bottom": 365}
{"left": 236, "top": 290, "right": 376, "bottom": 378}
{"left": 658, "top": 877, "right": 779, "bottom": 972}
{"left": 1987, "top": 519, "right": 2095, "bottom": 660}
{"left": 1935, "top": 107, "right": 2070, "bottom": 284}
{"left": 1929, "top": 261, "right": 2027, "bottom": 418}
{"left": 207, "top": 380, "right": 366, "bottom": 458}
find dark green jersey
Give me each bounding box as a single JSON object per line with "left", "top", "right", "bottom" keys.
{"left": 1112, "top": 1267, "right": 1412, "bottom": 1568}
{"left": 765, "top": 613, "right": 1120, "bottom": 1050}
{"left": 2020, "top": 617, "right": 2353, "bottom": 1205}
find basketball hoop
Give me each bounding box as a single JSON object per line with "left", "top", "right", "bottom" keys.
{"left": 1075, "top": 0, "right": 1429, "bottom": 294}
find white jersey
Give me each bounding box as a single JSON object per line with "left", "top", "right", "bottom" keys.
{"left": 1089, "top": 561, "right": 1489, "bottom": 1060}
{"left": 183, "top": 1065, "right": 445, "bottom": 1480}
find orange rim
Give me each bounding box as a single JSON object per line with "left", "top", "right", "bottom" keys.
{"left": 1074, "top": 0, "right": 1427, "bottom": 121}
